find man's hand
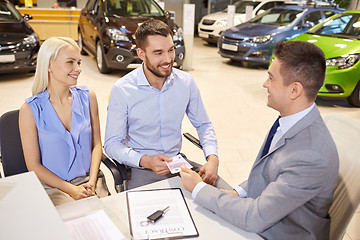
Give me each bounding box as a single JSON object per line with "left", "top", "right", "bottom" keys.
{"left": 139, "top": 154, "right": 172, "bottom": 176}
{"left": 199, "top": 154, "right": 219, "bottom": 186}
{"left": 180, "top": 167, "right": 203, "bottom": 192}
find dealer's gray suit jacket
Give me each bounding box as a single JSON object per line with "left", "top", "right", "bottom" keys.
{"left": 195, "top": 106, "right": 339, "bottom": 240}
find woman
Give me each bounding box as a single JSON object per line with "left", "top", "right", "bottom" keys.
{"left": 19, "top": 37, "right": 108, "bottom": 205}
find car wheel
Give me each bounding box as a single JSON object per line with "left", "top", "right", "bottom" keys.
{"left": 347, "top": 81, "right": 360, "bottom": 107}
{"left": 78, "top": 31, "right": 87, "bottom": 55}
{"left": 96, "top": 41, "right": 111, "bottom": 74}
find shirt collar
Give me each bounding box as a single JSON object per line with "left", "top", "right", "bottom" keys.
{"left": 137, "top": 63, "right": 175, "bottom": 91}
{"left": 278, "top": 103, "right": 315, "bottom": 135}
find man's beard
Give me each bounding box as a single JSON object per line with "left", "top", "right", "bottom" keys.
{"left": 145, "top": 56, "right": 173, "bottom": 78}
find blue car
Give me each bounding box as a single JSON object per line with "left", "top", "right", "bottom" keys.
{"left": 218, "top": 4, "right": 343, "bottom": 65}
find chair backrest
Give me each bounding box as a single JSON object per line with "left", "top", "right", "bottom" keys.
{"left": 0, "top": 110, "right": 28, "bottom": 176}
{"left": 324, "top": 113, "right": 360, "bottom": 240}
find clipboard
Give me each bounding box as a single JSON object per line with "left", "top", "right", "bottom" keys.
{"left": 126, "top": 188, "right": 199, "bottom": 240}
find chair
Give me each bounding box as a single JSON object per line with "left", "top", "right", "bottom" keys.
{"left": 324, "top": 113, "right": 360, "bottom": 240}
{"left": 0, "top": 110, "right": 127, "bottom": 193}
{"left": 183, "top": 132, "right": 203, "bottom": 150}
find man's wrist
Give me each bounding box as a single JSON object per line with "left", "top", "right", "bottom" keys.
{"left": 139, "top": 155, "right": 150, "bottom": 168}
{"left": 206, "top": 154, "right": 219, "bottom": 165}
{"left": 192, "top": 181, "right": 207, "bottom": 199}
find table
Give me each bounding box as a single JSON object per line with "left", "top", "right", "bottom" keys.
{"left": 0, "top": 172, "right": 72, "bottom": 240}
{"left": 57, "top": 176, "right": 261, "bottom": 240}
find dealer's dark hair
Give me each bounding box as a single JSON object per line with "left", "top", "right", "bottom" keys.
{"left": 274, "top": 41, "right": 326, "bottom": 100}
{"left": 135, "top": 18, "right": 172, "bottom": 49}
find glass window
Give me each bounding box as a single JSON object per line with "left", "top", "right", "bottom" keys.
{"left": 105, "top": 0, "right": 164, "bottom": 17}
{"left": 256, "top": 1, "right": 285, "bottom": 15}
{"left": 234, "top": 1, "right": 261, "bottom": 14}
{"left": 303, "top": 11, "right": 322, "bottom": 26}
{"left": 0, "top": 2, "right": 20, "bottom": 22}
{"left": 250, "top": 8, "right": 301, "bottom": 26}
{"left": 324, "top": 11, "right": 337, "bottom": 19}
{"left": 309, "top": 13, "right": 360, "bottom": 39}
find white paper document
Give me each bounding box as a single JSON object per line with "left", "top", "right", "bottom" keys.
{"left": 64, "top": 209, "right": 126, "bottom": 240}
{"left": 127, "top": 188, "right": 198, "bottom": 240}
{"left": 0, "top": 182, "right": 15, "bottom": 200}
{"left": 166, "top": 154, "right": 193, "bottom": 174}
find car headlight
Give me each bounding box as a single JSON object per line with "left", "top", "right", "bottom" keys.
{"left": 173, "top": 27, "right": 183, "bottom": 42}
{"left": 326, "top": 54, "right": 360, "bottom": 69}
{"left": 107, "top": 28, "right": 130, "bottom": 41}
{"left": 23, "top": 33, "right": 38, "bottom": 45}
{"left": 249, "top": 35, "right": 272, "bottom": 43}
{"left": 217, "top": 20, "right": 227, "bottom": 27}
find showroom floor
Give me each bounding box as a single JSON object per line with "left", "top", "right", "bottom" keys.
{"left": 0, "top": 37, "right": 359, "bottom": 239}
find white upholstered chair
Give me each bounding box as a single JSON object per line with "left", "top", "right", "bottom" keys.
{"left": 324, "top": 113, "right": 360, "bottom": 240}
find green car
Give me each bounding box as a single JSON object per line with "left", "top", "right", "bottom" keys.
{"left": 291, "top": 11, "right": 360, "bottom": 107}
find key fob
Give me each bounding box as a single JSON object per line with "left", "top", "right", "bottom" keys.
{"left": 147, "top": 210, "right": 164, "bottom": 223}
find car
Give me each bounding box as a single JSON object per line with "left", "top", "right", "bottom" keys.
{"left": 217, "top": 4, "right": 343, "bottom": 66}
{"left": 78, "top": 0, "right": 185, "bottom": 73}
{"left": 0, "top": 0, "right": 40, "bottom": 73}
{"left": 198, "top": 0, "right": 289, "bottom": 44}
{"left": 291, "top": 11, "right": 360, "bottom": 107}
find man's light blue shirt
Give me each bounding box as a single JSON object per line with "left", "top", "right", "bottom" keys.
{"left": 193, "top": 103, "right": 316, "bottom": 199}
{"left": 104, "top": 65, "right": 218, "bottom": 168}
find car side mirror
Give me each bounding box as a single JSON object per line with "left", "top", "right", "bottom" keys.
{"left": 302, "top": 21, "right": 315, "bottom": 29}
{"left": 23, "top": 14, "right": 32, "bottom": 21}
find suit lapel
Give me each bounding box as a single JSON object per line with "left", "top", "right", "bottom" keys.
{"left": 252, "top": 106, "right": 321, "bottom": 168}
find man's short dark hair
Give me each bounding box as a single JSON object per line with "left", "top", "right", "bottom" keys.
{"left": 135, "top": 18, "right": 172, "bottom": 49}
{"left": 274, "top": 41, "right": 326, "bottom": 100}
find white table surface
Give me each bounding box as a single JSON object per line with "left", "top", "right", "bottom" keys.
{"left": 98, "top": 176, "right": 262, "bottom": 240}
{"left": 0, "top": 172, "right": 72, "bottom": 240}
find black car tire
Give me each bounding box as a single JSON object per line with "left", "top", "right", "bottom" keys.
{"left": 96, "top": 41, "right": 111, "bottom": 74}
{"left": 78, "top": 31, "right": 87, "bottom": 55}
{"left": 347, "top": 80, "right": 360, "bottom": 107}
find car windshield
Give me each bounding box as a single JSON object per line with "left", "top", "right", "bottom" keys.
{"left": 105, "top": 0, "right": 164, "bottom": 17}
{"left": 249, "top": 8, "right": 302, "bottom": 26}
{"left": 307, "top": 13, "right": 360, "bottom": 40}
{"left": 0, "top": 2, "right": 21, "bottom": 22}
{"left": 223, "top": 0, "right": 261, "bottom": 14}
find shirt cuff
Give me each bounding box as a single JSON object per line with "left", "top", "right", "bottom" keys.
{"left": 192, "top": 181, "right": 207, "bottom": 199}
{"left": 234, "top": 185, "right": 248, "bottom": 198}
{"left": 128, "top": 150, "right": 145, "bottom": 168}
{"left": 203, "top": 145, "right": 218, "bottom": 160}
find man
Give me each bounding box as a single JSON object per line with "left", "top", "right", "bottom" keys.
{"left": 104, "top": 19, "right": 226, "bottom": 189}
{"left": 181, "top": 41, "right": 339, "bottom": 240}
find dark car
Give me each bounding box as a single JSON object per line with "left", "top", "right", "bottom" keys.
{"left": 218, "top": 4, "right": 343, "bottom": 66}
{"left": 78, "top": 0, "right": 185, "bottom": 73}
{"left": 0, "top": 0, "right": 40, "bottom": 73}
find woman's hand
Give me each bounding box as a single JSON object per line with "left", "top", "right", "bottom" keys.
{"left": 69, "top": 184, "right": 95, "bottom": 200}
{"left": 85, "top": 180, "right": 97, "bottom": 195}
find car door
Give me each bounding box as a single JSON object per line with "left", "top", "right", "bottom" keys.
{"left": 81, "top": 0, "right": 101, "bottom": 53}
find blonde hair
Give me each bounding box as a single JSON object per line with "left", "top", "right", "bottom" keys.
{"left": 32, "top": 37, "right": 80, "bottom": 96}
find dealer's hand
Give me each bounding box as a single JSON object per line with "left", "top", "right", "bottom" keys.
{"left": 180, "top": 166, "right": 203, "bottom": 192}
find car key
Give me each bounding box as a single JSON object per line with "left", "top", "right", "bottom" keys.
{"left": 147, "top": 206, "right": 170, "bottom": 223}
